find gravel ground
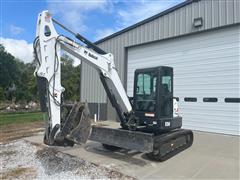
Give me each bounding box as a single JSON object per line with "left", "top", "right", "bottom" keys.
{"left": 0, "top": 140, "right": 135, "bottom": 179}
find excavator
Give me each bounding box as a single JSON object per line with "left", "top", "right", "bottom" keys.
{"left": 33, "top": 11, "right": 193, "bottom": 161}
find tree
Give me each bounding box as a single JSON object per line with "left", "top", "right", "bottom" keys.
{"left": 0, "top": 44, "right": 37, "bottom": 102}
{"left": 0, "top": 87, "right": 4, "bottom": 101}
{"left": 0, "top": 44, "right": 19, "bottom": 101}
{"left": 61, "top": 54, "right": 81, "bottom": 102}
{"left": 0, "top": 44, "right": 80, "bottom": 103}
{"left": 0, "top": 44, "right": 18, "bottom": 88}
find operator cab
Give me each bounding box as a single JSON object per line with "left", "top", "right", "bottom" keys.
{"left": 133, "top": 66, "right": 182, "bottom": 132}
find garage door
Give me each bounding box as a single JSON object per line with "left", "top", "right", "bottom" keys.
{"left": 127, "top": 25, "right": 240, "bottom": 135}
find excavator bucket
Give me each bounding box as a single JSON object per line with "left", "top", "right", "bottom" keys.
{"left": 54, "top": 102, "right": 92, "bottom": 146}
{"left": 66, "top": 103, "right": 92, "bottom": 144}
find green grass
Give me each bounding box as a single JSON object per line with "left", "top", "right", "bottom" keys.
{"left": 0, "top": 112, "right": 43, "bottom": 126}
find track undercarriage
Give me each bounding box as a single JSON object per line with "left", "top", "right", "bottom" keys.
{"left": 146, "top": 129, "right": 193, "bottom": 161}
{"left": 44, "top": 103, "right": 193, "bottom": 161}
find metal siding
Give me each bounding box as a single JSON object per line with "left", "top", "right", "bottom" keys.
{"left": 127, "top": 26, "right": 240, "bottom": 135}
{"left": 81, "top": 0, "right": 240, "bottom": 123}
{"left": 144, "top": 24, "right": 148, "bottom": 42}
{"left": 226, "top": 0, "right": 234, "bottom": 25}
{"left": 80, "top": 51, "right": 107, "bottom": 103}
{"left": 198, "top": 1, "right": 205, "bottom": 31}
{"left": 219, "top": 0, "right": 227, "bottom": 26}
{"left": 133, "top": 28, "right": 138, "bottom": 44}
{"left": 169, "top": 13, "right": 175, "bottom": 37}
{"left": 144, "top": 25, "right": 148, "bottom": 43}
{"left": 186, "top": 3, "right": 193, "bottom": 33}
{"left": 88, "top": 103, "right": 107, "bottom": 120}
{"left": 174, "top": 11, "right": 179, "bottom": 36}
{"left": 234, "top": 0, "right": 240, "bottom": 23}
{"left": 139, "top": 25, "right": 143, "bottom": 44}
{"left": 180, "top": 6, "right": 186, "bottom": 35}
{"left": 136, "top": 26, "right": 140, "bottom": 44}
{"left": 205, "top": 0, "right": 212, "bottom": 29}
{"left": 192, "top": 0, "right": 199, "bottom": 21}
{"left": 212, "top": 0, "right": 219, "bottom": 28}
{"left": 153, "top": 19, "right": 159, "bottom": 41}
{"left": 164, "top": 15, "right": 169, "bottom": 38}
{"left": 129, "top": 29, "right": 134, "bottom": 46}
{"left": 159, "top": 16, "right": 165, "bottom": 38}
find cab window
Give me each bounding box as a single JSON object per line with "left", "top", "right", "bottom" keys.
{"left": 162, "top": 76, "right": 171, "bottom": 93}
{"left": 135, "top": 72, "right": 157, "bottom": 112}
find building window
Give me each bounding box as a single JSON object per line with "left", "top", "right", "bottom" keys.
{"left": 184, "top": 97, "right": 197, "bottom": 102}
{"left": 225, "top": 98, "right": 240, "bottom": 103}
{"left": 203, "top": 97, "right": 218, "bottom": 102}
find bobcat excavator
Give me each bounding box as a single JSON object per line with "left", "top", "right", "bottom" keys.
{"left": 33, "top": 11, "right": 193, "bottom": 161}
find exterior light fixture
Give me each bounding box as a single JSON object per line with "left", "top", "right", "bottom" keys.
{"left": 193, "top": 17, "right": 203, "bottom": 28}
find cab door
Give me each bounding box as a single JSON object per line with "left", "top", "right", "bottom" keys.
{"left": 158, "top": 67, "right": 173, "bottom": 118}
{"left": 133, "top": 68, "right": 158, "bottom": 124}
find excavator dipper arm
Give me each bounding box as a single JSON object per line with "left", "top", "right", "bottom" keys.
{"left": 34, "top": 11, "right": 133, "bottom": 145}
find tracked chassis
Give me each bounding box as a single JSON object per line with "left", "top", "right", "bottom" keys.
{"left": 44, "top": 103, "right": 193, "bottom": 161}
{"left": 89, "top": 121, "right": 193, "bottom": 161}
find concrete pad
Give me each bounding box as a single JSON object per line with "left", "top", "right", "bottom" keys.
{"left": 24, "top": 131, "right": 240, "bottom": 179}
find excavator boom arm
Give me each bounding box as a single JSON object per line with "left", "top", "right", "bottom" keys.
{"left": 34, "top": 11, "right": 132, "bottom": 144}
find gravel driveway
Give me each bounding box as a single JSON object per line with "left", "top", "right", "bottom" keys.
{"left": 0, "top": 140, "right": 135, "bottom": 179}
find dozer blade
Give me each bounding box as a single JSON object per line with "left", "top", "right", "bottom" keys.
{"left": 54, "top": 102, "right": 92, "bottom": 146}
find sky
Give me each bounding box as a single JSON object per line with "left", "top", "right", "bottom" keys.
{"left": 0, "top": 0, "right": 183, "bottom": 63}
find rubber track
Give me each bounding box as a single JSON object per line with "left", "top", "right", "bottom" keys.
{"left": 147, "top": 129, "right": 193, "bottom": 161}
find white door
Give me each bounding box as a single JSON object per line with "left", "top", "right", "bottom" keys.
{"left": 127, "top": 25, "right": 240, "bottom": 135}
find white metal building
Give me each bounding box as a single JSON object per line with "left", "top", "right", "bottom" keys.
{"left": 81, "top": 0, "right": 240, "bottom": 135}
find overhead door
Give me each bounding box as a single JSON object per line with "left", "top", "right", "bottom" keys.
{"left": 127, "top": 25, "right": 240, "bottom": 135}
